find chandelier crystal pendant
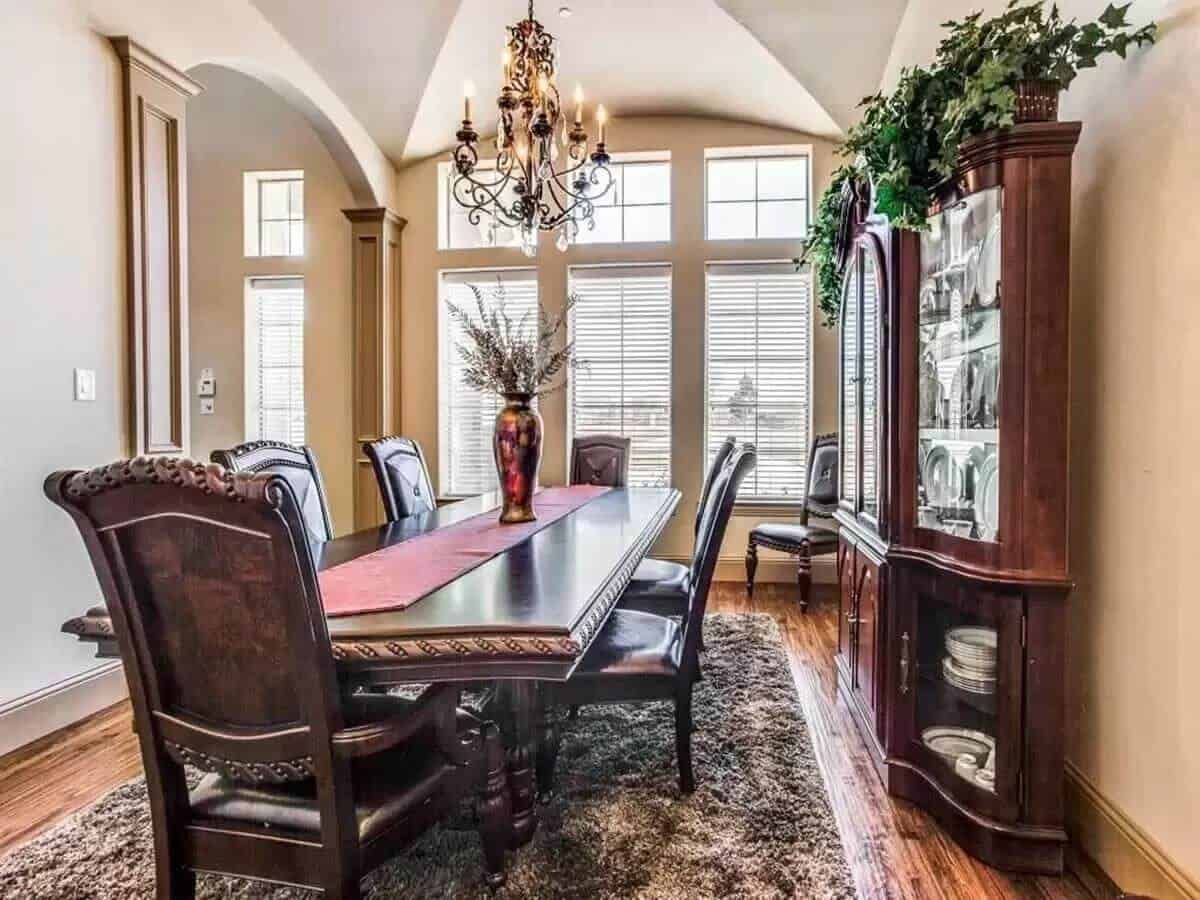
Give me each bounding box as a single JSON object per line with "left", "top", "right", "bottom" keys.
{"left": 450, "top": 0, "right": 613, "bottom": 256}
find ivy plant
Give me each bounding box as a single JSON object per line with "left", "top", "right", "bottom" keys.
{"left": 807, "top": 1, "right": 1155, "bottom": 324}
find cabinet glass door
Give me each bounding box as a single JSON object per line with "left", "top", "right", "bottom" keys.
{"left": 916, "top": 187, "right": 1002, "bottom": 542}
{"left": 861, "top": 249, "right": 880, "bottom": 520}
{"left": 903, "top": 576, "right": 1023, "bottom": 822}
{"left": 840, "top": 259, "right": 859, "bottom": 509}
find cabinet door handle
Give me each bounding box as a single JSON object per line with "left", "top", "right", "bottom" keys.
{"left": 899, "top": 631, "right": 911, "bottom": 695}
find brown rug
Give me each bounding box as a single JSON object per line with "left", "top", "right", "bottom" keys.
{"left": 0, "top": 614, "right": 855, "bottom": 899}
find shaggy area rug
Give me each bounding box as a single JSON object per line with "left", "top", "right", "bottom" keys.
{"left": 0, "top": 614, "right": 854, "bottom": 899}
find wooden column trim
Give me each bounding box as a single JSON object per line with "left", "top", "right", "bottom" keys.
{"left": 343, "top": 207, "right": 407, "bottom": 529}
{"left": 111, "top": 37, "right": 202, "bottom": 456}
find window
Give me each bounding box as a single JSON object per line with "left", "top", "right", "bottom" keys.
{"left": 705, "top": 262, "right": 811, "bottom": 500}
{"left": 705, "top": 148, "right": 810, "bottom": 240}
{"left": 245, "top": 277, "right": 305, "bottom": 444}
{"left": 574, "top": 155, "right": 670, "bottom": 245}
{"left": 569, "top": 265, "right": 672, "bottom": 486}
{"left": 244, "top": 170, "right": 304, "bottom": 257}
{"left": 439, "top": 269, "right": 538, "bottom": 496}
{"left": 437, "top": 161, "right": 522, "bottom": 250}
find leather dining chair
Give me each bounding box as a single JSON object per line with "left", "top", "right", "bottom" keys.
{"left": 44, "top": 457, "right": 511, "bottom": 898}
{"left": 549, "top": 444, "right": 756, "bottom": 794}
{"left": 619, "top": 435, "right": 738, "bottom": 617}
{"left": 745, "top": 432, "right": 839, "bottom": 612}
{"left": 212, "top": 439, "right": 334, "bottom": 542}
{"left": 569, "top": 434, "right": 631, "bottom": 487}
{"left": 362, "top": 435, "right": 437, "bottom": 524}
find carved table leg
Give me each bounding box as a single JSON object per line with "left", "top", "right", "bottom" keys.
{"left": 745, "top": 539, "right": 759, "bottom": 597}
{"left": 535, "top": 685, "right": 561, "bottom": 804}
{"left": 497, "top": 680, "right": 537, "bottom": 847}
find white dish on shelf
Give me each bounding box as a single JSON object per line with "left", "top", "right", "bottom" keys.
{"left": 921, "top": 726, "right": 995, "bottom": 768}
{"left": 977, "top": 211, "right": 1002, "bottom": 308}
{"left": 946, "top": 626, "right": 997, "bottom": 655}
{"left": 942, "top": 656, "right": 996, "bottom": 695}
{"left": 923, "top": 445, "right": 959, "bottom": 507}
{"left": 975, "top": 454, "right": 1000, "bottom": 541}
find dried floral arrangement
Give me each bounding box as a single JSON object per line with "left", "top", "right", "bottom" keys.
{"left": 446, "top": 281, "right": 583, "bottom": 397}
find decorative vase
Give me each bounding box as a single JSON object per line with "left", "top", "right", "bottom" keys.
{"left": 493, "top": 393, "right": 542, "bottom": 524}
{"left": 1013, "top": 79, "right": 1061, "bottom": 123}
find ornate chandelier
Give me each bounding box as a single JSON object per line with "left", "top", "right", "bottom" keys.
{"left": 450, "top": 0, "right": 613, "bottom": 256}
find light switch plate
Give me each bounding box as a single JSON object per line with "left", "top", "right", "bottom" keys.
{"left": 199, "top": 398, "right": 215, "bottom": 415}
{"left": 197, "top": 367, "right": 216, "bottom": 397}
{"left": 74, "top": 368, "right": 96, "bottom": 402}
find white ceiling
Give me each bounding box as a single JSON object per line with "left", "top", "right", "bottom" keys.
{"left": 251, "top": 0, "right": 909, "bottom": 166}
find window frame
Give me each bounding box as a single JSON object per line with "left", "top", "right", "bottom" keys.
{"left": 573, "top": 152, "right": 672, "bottom": 246}
{"left": 437, "top": 266, "right": 540, "bottom": 498}
{"left": 567, "top": 262, "right": 674, "bottom": 487}
{"left": 244, "top": 276, "right": 305, "bottom": 444}
{"left": 703, "top": 146, "right": 812, "bottom": 242}
{"left": 243, "top": 169, "right": 304, "bottom": 258}
{"left": 703, "top": 259, "right": 814, "bottom": 507}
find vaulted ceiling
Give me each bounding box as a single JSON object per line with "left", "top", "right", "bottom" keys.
{"left": 251, "top": 0, "right": 909, "bottom": 166}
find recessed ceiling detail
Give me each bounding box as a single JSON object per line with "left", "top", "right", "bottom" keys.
{"left": 252, "top": 0, "right": 908, "bottom": 166}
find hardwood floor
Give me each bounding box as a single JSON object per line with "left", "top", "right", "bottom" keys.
{"left": 0, "top": 583, "right": 1103, "bottom": 899}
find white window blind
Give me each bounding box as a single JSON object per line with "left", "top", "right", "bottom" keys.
{"left": 569, "top": 265, "right": 672, "bottom": 487}
{"left": 246, "top": 277, "right": 305, "bottom": 444}
{"left": 439, "top": 269, "right": 538, "bottom": 496}
{"left": 705, "top": 262, "right": 811, "bottom": 500}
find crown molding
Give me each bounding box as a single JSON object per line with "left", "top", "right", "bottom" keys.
{"left": 108, "top": 37, "right": 203, "bottom": 98}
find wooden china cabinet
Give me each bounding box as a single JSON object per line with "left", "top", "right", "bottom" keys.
{"left": 835, "top": 122, "right": 1080, "bottom": 874}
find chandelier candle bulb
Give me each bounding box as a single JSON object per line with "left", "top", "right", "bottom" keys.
{"left": 463, "top": 80, "right": 475, "bottom": 121}
{"left": 597, "top": 104, "right": 607, "bottom": 144}
{"left": 574, "top": 84, "right": 583, "bottom": 124}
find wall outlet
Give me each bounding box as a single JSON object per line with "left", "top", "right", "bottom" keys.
{"left": 74, "top": 368, "right": 96, "bottom": 402}
{"left": 199, "top": 398, "right": 215, "bottom": 415}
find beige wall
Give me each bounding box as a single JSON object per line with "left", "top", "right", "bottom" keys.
{"left": 394, "top": 116, "right": 841, "bottom": 571}
{"left": 187, "top": 64, "right": 356, "bottom": 535}
{"left": 0, "top": 1, "right": 129, "bottom": 711}
{"left": 885, "top": 0, "right": 1199, "bottom": 892}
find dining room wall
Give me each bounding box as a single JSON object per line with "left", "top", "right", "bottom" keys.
{"left": 186, "top": 64, "right": 357, "bottom": 536}
{"left": 0, "top": 0, "right": 395, "bottom": 757}
{"left": 392, "top": 116, "right": 842, "bottom": 578}
{"left": 884, "top": 1, "right": 1199, "bottom": 894}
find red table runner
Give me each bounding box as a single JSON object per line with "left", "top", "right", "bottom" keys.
{"left": 318, "top": 485, "right": 611, "bottom": 617}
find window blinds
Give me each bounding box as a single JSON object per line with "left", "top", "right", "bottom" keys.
{"left": 248, "top": 277, "right": 305, "bottom": 444}
{"left": 569, "top": 265, "right": 672, "bottom": 487}
{"left": 705, "top": 262, "right": 811, "bottom": 500}
{"left": 439, "top": 269, "right": 539, "bottom": 496}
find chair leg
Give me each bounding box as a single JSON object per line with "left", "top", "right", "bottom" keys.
{"left": 568, "top": 705, "right": 579, "bottom": 720}
{"left": 535, "top": 691, "right": 561, "bottom": 804}
{"left": 478, "top": 722, "right": 511, "bottom": 889}
{"left": 798, "top": 551, "right": 812, "bottom": 614}
{"left": 745, "top": 540, "right": 759, "bottom": 597}
{"left": 674, "top": 690, "right": 695, "bottom": 794}
{"left": 323, "top": 872, "right": 362, "bottom": 900}
{"left": 156, "top": 867, "right": 194, "bottom": 900}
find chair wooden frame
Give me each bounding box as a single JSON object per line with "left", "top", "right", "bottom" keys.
{"left": 211, "top": 439, "right": 334, "bottom": 541}
{"left": 745, "top": 432, "right": 839, "bottom": 612}
{"left": 550, "top": 445, "right": 757, "bottom": 793}
{"left": 45, "top": 457, "right": 509, "bottom": 898}
{"left": 569, "top": 434, "right": 632, "bottom": 488}
{"left": 361, "top": 435, "right": 438, "bottom": 524}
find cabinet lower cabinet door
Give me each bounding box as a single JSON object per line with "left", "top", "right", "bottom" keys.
{"left": 853, "top": 549, "right": 881, "bottom": 720}
{"left": 893, "top": 565, "right": 1024, "bottom": 823}
{"left": 837, "top": 534, "right": 857, "bottom": 665}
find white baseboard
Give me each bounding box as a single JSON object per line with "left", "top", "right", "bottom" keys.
{"left": 0, "top": 663, "right": 128, "bottom": 758}
{"left": 1066, "top": 761, "right": 1200, "bottom": 900}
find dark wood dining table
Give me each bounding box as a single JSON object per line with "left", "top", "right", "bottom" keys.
{"left": 61, "top": 485, "right": 682, "bottom": 846}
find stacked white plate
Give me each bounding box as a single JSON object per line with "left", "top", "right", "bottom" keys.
{"left": 942, "top": 626, "right": 997, "bottom": 695}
